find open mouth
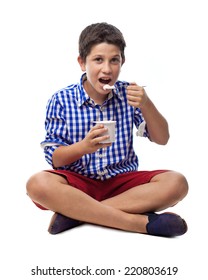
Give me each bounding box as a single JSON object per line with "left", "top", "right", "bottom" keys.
{"left": 99, "top": 78, "right": 112, "bottom": 85}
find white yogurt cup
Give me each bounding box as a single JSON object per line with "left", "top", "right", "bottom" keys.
{"left": 94, "top": 120, "right": 116, "bottom": 143}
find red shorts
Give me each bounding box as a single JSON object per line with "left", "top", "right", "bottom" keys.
{"left": 34, "top": 170, "right": 168, "bottom": 210}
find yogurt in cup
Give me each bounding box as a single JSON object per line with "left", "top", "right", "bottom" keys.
{"left": 94, "top": 120, "right": 116, "bottom": 143}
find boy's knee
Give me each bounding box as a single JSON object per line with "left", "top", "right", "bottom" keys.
{"left": 26, "top": 172, "right": 49, "bottom": 201}
{"left": 178, "top": 173, "right": 188, "bottom": 194}
{"left": 170, "top": 172, "right": 189, "bottom": 200}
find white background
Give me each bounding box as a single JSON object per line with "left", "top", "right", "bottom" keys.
{"left": 1, "top": 0, "right": 207, "bottom": 279}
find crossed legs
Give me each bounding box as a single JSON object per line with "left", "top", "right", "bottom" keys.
{"left": 26, "top": 171, "right": 188, "bottom": 235}
{"left": 102, "top": 171, "right": 188, "bottom": 213}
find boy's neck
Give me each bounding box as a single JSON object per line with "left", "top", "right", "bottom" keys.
{"left": 83, "top": 79, "right": 108, "bottom": 105}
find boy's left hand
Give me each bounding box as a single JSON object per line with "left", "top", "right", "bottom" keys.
{"left": 127, "top": 82, "right": 148, "bottom": 108}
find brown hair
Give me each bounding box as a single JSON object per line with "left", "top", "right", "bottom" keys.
{"left": 78, "top": 22, "right": 126, "bottom": 62}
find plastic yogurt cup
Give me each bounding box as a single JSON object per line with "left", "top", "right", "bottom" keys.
{"left": 94, "top": 120, "right": 116, "bottom": 143}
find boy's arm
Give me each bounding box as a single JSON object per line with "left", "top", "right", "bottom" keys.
{"left": 52, "top": 125, "right": 111, "bottom": 168}
{"left": 127, "top": 83, "right": 169, "bottom": 145}
{"left": 140, "top": 98, "right": 169, "bottom": 145}
{"left": 43, "top": 95, "right": 111, "bottom": 168}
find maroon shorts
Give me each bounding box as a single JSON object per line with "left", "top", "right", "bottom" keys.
{"left": 34, "top": 170, "right": 168, "bottom": 210}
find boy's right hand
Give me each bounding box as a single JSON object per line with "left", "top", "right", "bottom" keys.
{"left": 80, "top": 124, "right": 112, "bottom": 154}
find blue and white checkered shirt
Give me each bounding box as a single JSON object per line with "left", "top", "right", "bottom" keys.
{"left": 41, "top": 73, "right": 149, "bottom": 180}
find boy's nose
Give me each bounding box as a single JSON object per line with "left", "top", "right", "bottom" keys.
{"left": 102, "top": 62, "right": 112, "bottom": 73}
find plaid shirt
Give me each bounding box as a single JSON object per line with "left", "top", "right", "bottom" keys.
{"left": 41, "top": 73, "right": 149, "bottom": 180}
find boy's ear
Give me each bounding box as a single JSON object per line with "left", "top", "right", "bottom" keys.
{"left": 77, "top": 56, "right": 86, "bottom": 71}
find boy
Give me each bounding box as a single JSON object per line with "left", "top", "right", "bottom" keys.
{"left": 26, "top": 22, "right": 188, "bottom": 237}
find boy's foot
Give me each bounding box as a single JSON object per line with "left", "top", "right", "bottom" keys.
{"left": 48, "top": 213, "right": 82, "bottom": 234}
{"left": 48, "top": 212, "right": 187, "bottom": 237}
{"left": 146, "top": 212, "right": 188, "bottom": 237}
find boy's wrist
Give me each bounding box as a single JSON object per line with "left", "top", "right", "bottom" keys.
{"left": 139, "top": 96, "right": 150, "bottom": 109}
{"left": 77, "top": 140, "right": 88, "bottom": 156}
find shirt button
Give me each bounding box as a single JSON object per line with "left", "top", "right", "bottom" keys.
{"left": 97, "top": 169, "right": 107, "bottom": 176}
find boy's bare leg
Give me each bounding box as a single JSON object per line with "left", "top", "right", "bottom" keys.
{"left": 102, "top": 171, "right": 188, "bottom": 213}
{"left": 26, "top": 172, "right": 148, "bottom": 233}
{"left": 26, "top": 171, "right": 188, "bottom": 235}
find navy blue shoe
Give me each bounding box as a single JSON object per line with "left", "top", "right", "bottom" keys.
{"left": 48, "top": 213, "right": 82, "bottom": 234}
{"left": 146, "top": 212, "right": 188, "bottom": 237}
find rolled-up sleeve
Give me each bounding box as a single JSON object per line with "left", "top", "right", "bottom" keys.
{"left": 134, "top": 108, "right": 150, "bottom": 138}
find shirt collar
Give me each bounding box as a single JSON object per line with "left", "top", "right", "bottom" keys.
{"left": 76, "top": 73, "right": 90, "bottom": 107}
{"left": 77, "top": 73, "right": 123, "bottom": 107}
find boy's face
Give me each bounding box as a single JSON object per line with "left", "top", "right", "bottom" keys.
{"left": 78, "top": 43, "right": 123, "bottom": 103}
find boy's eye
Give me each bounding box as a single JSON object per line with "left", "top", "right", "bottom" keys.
{"left": 93, "top": 57, "right": 121, "bottom": 64}
{"left": 95, "top": 57, "right": 103, "bottom": 63}
{"left": 111, "top": 57, "right": 121, "bottom": 64}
